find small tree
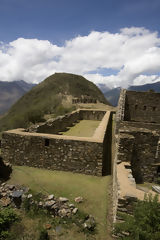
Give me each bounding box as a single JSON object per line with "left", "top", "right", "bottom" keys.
{"left": 114, "top": 194, "right": 160, "bottom": 240}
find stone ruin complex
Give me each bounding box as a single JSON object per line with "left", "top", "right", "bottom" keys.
{"left": 1, "top": 89, "right": 160, "bottom": 225}
{"left": 113, "top": 89, "right": 160, "bottom": 222}
{"left": 72, "top": 95, "right": 97, "bottom": 104}
{"left": 1, "top": 109, "right": 113, "bottom": 176}
{"left": 116, "top": 89, "right": 160, "bottom": 183}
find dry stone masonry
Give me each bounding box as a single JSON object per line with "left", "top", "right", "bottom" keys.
{"left": 113, "top": 89, "right": 160, "bottom": 222}
{"left": 1, "top": 109, "right": 113, "bottom": 176}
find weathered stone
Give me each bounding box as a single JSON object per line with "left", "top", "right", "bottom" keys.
{"left": 72, "top": 208, "right": 78, "bottom": 214}
{"left": 0, "top": 197, "right": 11, "bottom": 207}
{"left": 48, "top": 194, "right": 54, "bottom": 200}
{"left": 58, "top": 208, "right": 70, "bottom": 218}
{"left": 27, "top": 194, "right": 32, "bottom": 199}
{"left": 74, "top": 196, "right": 83, "bottom": 203}
{"left": 44, "top": 200, "right": 56, "bottom": 208}
{"left": 83, "top": 215, "right": 96, "bottom": 231}
{"left": 59, "top": 197, "right": 69, "bottom": 203}
{"left": 69, "top": 203, "right": 75, "bottom": 208}
{"left": 11, "top": 190, "right": 23, "bottom": 198}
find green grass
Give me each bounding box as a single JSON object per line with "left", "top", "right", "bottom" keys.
{"left": 61, "top": 120, "right": 101, "bottom": 137}
{"left": 7, "top": 166, "right": 111, "bottom": 240}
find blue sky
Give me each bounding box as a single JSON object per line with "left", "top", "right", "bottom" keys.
{"left": 1, "top": 0, "right": 160, "bottom": 43}
{"left": 0, "top": 0, "right": 160, "bottom": 88}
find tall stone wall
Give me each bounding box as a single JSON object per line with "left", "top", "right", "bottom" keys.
{"left": 115, "top": 89, "right": 126, "bottom": 134}
{"left": 1, "top": 132, "right": 103, "bottom": 176}
{"left": 118, "top": 129, "right": 159, "bottom": 183}
{"left": 113, "top": 89, "right": 160, "bottom": 222}
{"left": 124, "top": 91, "right": 160, "bottom": 123}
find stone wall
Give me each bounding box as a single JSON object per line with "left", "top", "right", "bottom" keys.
{"left": 112, "top": 89, "right": 160, "bottom": 223}
{"left": 79, "top": 110, "right": 106, "bottom": 121}
{"left": 115, "top": 89, "right": 126, "bottom": 134}
{"left": 1, "top": 110, "right": 113, "bottom": 176}
{"left": 72, "top": 97, "right": 97, "bottom": 104}
{"left": 118, "top": 129, "right": 159, "bottom": 183}
{"left": 30, "top": 109, "right": 106, "bottom": 134}
{"left": 1, "top": 133, "right": 103, "bottom": 176}
{"left": 124, "top": 91, "right": 160, "bottom": 123}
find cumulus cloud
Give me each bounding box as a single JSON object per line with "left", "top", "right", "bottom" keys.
{"left": 0, "top": 27, "right": 160, "bottom": 88}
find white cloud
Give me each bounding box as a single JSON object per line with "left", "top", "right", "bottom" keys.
{"left": 0, "top": 27, "right": 160, "bottom": 88}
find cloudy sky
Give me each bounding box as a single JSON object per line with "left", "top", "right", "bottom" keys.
{"left": 0, "top": 0, "right": 160, "bottom": 88}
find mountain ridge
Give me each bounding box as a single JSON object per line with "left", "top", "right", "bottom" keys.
{"left": 103, "top": 81, "right": 160, "bottom": 106}
{"left": 0, "top": 80, "right": 35, "bottom": 115}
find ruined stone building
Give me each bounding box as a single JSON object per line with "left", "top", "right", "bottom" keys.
{"left": 116, "top": 89, "right": 160, "bottom": 183}
{"left": 72, "top": 95, "right": 97, "bottom": 104}
{"left": 1, "top": 109, "right": 113, "bottom": 176}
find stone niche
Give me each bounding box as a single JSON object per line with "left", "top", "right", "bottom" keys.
{"left": 1, "top": 109, "right": 114, "bottom": 176}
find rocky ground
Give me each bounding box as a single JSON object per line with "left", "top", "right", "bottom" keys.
{"left": 0, "top": 182, "right": 96, "bottom": 232}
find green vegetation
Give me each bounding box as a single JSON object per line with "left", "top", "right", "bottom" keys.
{"left": 7, "top": 166, "right": 111, "bottom": 240}
{"left": 114, "top": 194, "right": 160, "bottom": 240}
{"left": 61, "top": 120, "right": 100, "bottom": 137}
{"left": 0, "top": 73, "right": 108, "bottom": 132}
{"left": 0, "top": 207, "right": 19, "bottom": 239}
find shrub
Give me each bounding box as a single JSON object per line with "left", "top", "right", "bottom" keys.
{"left": 38, "top": 229, "right": 49, "bottom": 240}
{"left": 0, "top": 207, "right": 19, "bottom": 239}
{"left": 114, "top": 194, "right": 160, "bottom": 240}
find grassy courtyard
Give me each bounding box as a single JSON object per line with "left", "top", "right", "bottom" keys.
{"left": 7, "top": 166, "right": 112, "bottom": 240}
{"left": 62, "top": 120, "right": 101, "bottom": 137}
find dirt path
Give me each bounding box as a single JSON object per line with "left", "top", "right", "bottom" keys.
{"left": 117, "top": 162, "right": 160, "bottom": 200}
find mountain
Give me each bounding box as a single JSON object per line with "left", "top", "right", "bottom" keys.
{"left": 98, "top": 83, "right": 111, "bottom": 93}
{"left": 128, "top": 81, "right": 160, "bottom": 92}
{"left": 14, "top": 80, "right": 36, "bottom": 92}
{"left": 104, "top": 81, "right": 160, "bottom": 106}
{"left": 0, "top": 73, "right": 109, "bottom": 132}
{"left": 0, "top": 80, "right": 35, "bottom": 115}
{"left": 104, "top": 87, "right": 121, "bottom": 106}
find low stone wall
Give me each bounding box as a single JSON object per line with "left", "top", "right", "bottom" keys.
{"left": 31, "top": 109, "right": 106, "bottom": 134}
{"left": 79, "top": 110, "right": 106, "bottom": 121}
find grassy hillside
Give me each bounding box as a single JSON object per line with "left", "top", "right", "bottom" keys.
{"left": 0, "top": 73, "right": 108, "bottom": 131}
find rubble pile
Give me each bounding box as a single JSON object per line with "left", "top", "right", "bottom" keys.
{"left": 0, "top": 183, "right": 96, "bottom": 231}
